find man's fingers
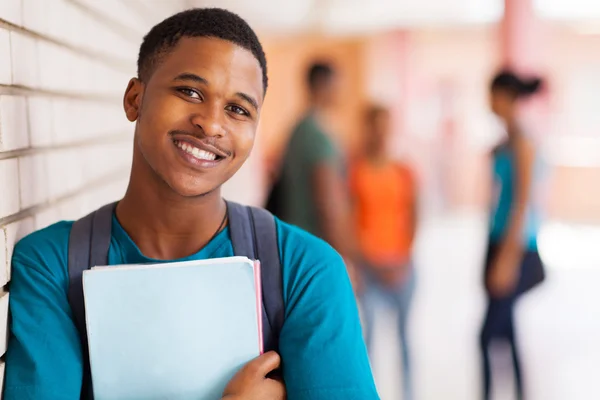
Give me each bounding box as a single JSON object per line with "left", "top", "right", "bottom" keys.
{"left": 264, "top": 378, "right": 287, "bottom": 399}
{"left": 246, "top": 351, "right": 281, "bottom": 377}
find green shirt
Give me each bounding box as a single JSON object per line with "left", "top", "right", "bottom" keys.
{"left": 279, "top": 114, "right": 342, "bottom": 238}
{"left": 4, "top": 214, "right": 379, "bottom": 400}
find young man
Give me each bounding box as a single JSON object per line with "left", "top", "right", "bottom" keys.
{"left": 275, "top": 62, "right": 356, "bottom": 264}
{"left": 4, "top": 8, "right": 378, "bottom": 400}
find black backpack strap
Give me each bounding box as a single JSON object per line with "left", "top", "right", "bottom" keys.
{"left": 227, "top": 201, "right": 284, "bottom": 353}
{"left": 67, "top": 202, "right": 117, "bottom": 399}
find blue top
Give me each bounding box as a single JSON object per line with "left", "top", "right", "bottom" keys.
{"left": 4, "top": 215, "right": 379, "bottom": 400}
{"left": 489, "top": 144, "right": 542, "bottom": 250}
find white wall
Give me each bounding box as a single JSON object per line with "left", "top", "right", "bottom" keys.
{"left": 0, "top": 0, "right": 185, "bottom": 391}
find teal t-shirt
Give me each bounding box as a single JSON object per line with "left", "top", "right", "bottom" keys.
{"left": 4, "top": 215, "right": 379, "bottom": 400}
{"left": 279, "top": 114, "right": 343, "bottom": 238}
{"left": 489, "top": 145, "right": 542, "bottom": 250}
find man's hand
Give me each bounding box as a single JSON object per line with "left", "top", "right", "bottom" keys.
{"left": 486, "top": 250, "right": 520, "bottom": 298}
{"left": 222, "top": 351, "right": 286, "bottom": 400}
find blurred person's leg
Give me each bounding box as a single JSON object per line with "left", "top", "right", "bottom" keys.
{"left": 507, "top": 250, "right": 545, "bottom": 400}
{"left": 509, "top": 316, "right": 524, "bottom": 400}
{"left": 390, "top": 265, "right": 416, "bottom": 400}
{"left": 479, "top": 293, "right": 522, "bottom": 400}
{"left": 359, "top": 264, "right": 417, "bottom": 399}
{"left": 358, "top": 271, "right": 379, "bottom": 356}
{"left": 480, "top": 298, "right": 507, "bottom": 400}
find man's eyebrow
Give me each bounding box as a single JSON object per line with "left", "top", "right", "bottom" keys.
{"left": 235, "top": 92, "right": 258, "bottom": 112}
{"left": 173, "top": 73, "right": 208, "bottom": 85}
{"left": 173, "top": 73, "right": 258, "bottom": 111}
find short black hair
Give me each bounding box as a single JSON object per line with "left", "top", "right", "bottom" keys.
{"left": 491, "top": 70, "right": 542, "bottom": 99}
{"left": 307, "top": 62, "right": 335, "bottom": 93}
{"left": 137, "top": 8, "right": 268, "bottom": 92}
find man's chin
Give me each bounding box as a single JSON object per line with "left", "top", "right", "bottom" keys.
{"left": 166, "top": 180, "right": 221, "bottom": 199}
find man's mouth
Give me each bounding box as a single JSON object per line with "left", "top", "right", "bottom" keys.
{"left": 174, "top": 139, "right": 220, "bottom": 161}
{"left": 171, "top": 134, "right": 232, "bottom": 167}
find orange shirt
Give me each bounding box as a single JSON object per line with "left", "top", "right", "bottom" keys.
{"left": 350, "top": 159, "right": 416, "bottom": 267}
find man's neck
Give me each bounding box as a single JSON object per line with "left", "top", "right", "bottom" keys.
{"left": 366, "top": 151, "right": 389, "bottom": 166}
{"left": 116, "top": 168, "right": 227, "bottom": 261}
{"left": 308, "top": 106, "right": 333, "bottom": 134}
{"left": 309, "top": 104, "right": 328, "bottom": 119}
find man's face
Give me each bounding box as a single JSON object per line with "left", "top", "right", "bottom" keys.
{"left": 371, "top": 111, "right": 390, "bottom": 149}
{"left": 490, "top": 89, "right": 513, "bottom": 121}
{"left": 124, "top": 37, "right": 264, "bottom": 197}
{"left": 365, "top": 111, "right": 390, "bottom": 153}
{"left": 316, "top": 76, "right": 340, "bottom": 108}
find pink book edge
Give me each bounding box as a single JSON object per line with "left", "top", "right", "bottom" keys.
{"left": 254, "top": 260, "right": 264, "bottom": 355}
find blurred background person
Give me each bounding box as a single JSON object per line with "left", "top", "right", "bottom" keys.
{"left": 268, "top": 61, "right": 358, "bottom": 274}
{"left": 480, "top": 70, "right": 546, "bottom": 400}
{"left": 350, "top": 105, "right": 418, "bottom": 400}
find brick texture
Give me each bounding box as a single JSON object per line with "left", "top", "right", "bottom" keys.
{"left": 0, "top": 0, "right": 185, "bottom": 389}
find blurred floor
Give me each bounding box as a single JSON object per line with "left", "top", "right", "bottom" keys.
{"left": 367, "top": 210, "right": 600, "bottom": 400}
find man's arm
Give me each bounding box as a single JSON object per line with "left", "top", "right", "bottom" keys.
{"left": 501, "top": 134, "right": 534, "bottom": 254}
{"left": 4, "top": 225, "right": 83, "bottom": 400}
{"left": 277, "top": 222, "right": 379, "bottom": 399}
{"left": 312, "top": 162, "right": 357, "bottom": 260}
{"left": 403, "top": 165, "right": 419, "bottom": 251}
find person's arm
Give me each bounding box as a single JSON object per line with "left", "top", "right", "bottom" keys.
{"left": 488, "top": 132, "right": 535, "bottom": 297}
{"left": 406, "top": 166, "right": 419, "bottom": 250}
{"left": 277, "top": 222, "right": 379, "bottom": 399}
{"left": 4, "top": 225, "right": 83, "bottom": 400}
{"left": 312, "top": 162, "right": 357, "bottom": 260}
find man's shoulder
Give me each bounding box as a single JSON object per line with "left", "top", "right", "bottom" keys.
{"left": 12, "top": 220, "right": 74, "bottom": 270}
{"left": 291, "top": 114, "right": 316, "bottom": 131}
{"left": 291, "top": 114, "right": 328, "bottom": 141}
{"left": 275, "top": 218, "right": 341, "bottom": 264}
{"left": 274, "top": 218, "right": 347, "bottom": 292}
{"left": 15, "top": 220, "right": 73, "bottom": 252}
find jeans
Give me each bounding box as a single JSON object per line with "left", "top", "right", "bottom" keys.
{"left": 359, "top": 264, "right": 416, "bottom": 400}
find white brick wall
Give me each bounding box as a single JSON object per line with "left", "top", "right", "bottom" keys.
{"left": 0, "top": 159, "right": 20, "bottom": 219}
{"left": 0, "top": 96, "right": 29, "bottom": 151}
{"left": 10, "top": 32, "right": 39, "bottom": 87}
{"left": 0, "top": 29, "right": 11, "bottom": 85}
{"left": 0, "top": 293, "right": 9, "bottom": 358}
{"left": 0, "top": 1, "right": 22, "bottom": 26}
{"left": 0, "top": 0, "right": 184, "bottom": 389}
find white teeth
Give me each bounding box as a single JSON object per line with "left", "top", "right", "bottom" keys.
{"left": 175, "top": 140, "right": 218, "bottom": 161}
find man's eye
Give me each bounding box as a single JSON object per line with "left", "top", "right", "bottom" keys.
{"left": 178, "top": 88, "right": 201, "bottom": 99}
{"left": 226, "top": 105, "right": 249, "bottom": 116}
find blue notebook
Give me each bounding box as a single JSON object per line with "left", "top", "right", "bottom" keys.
{"left": 82, "top": 256, "right": 263, "bottom": 400}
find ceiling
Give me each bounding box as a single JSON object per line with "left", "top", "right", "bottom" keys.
{"left": 185, "top": 0, "right": 504, "bottom": 35}
{"left": 183, "top": 0, "right": 600, "bottom": 36}
{"left": 534, "top": 0, "right": 600, "bottom": 21}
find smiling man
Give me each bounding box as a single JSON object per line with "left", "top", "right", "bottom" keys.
{"left": 3, "top": 7, "right": 378, "bottom": 400}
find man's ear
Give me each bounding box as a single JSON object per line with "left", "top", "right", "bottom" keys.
{"left": 123, "top": 78, "right": 143, "bottom": 122}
